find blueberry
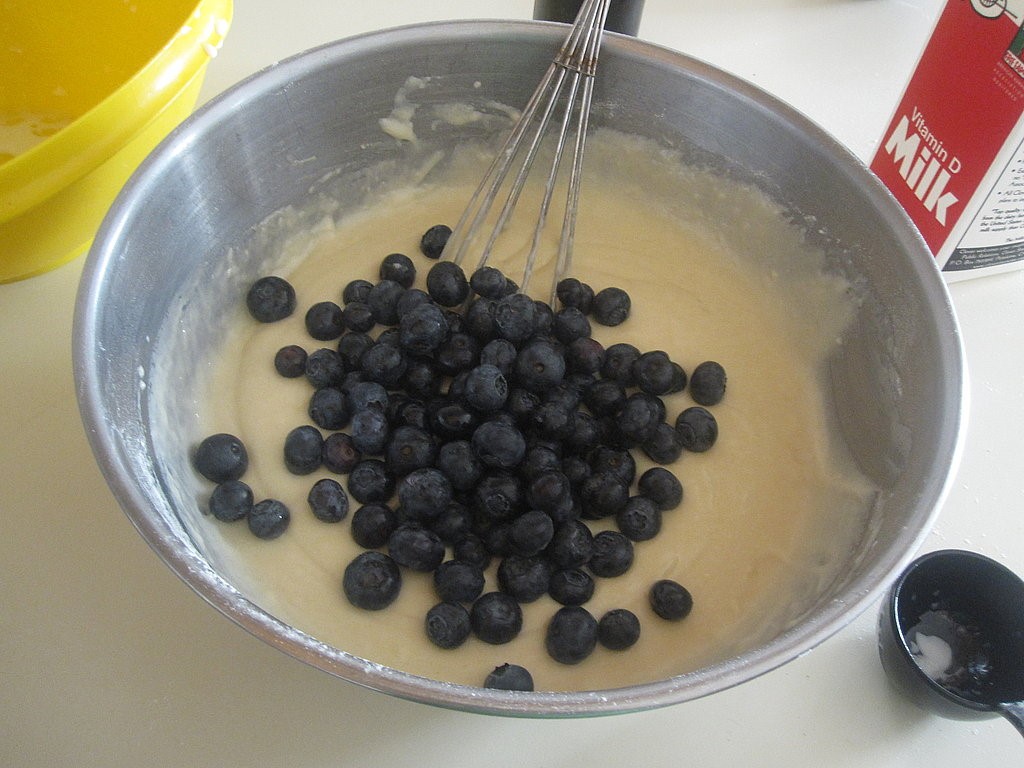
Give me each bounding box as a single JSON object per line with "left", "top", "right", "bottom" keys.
{"left": 501, "top": 276, "right": 521, "bottom": 296}
{"left": 454, "top": 534, "right": 492, "bottom": 570}
{"left": 388, "top": 396, "right": 429, "bottom": 431}
{"left": 553, "top": 307, "right": 592, "bottom": 344}
{"left": 632, "top": 350, "right": 676, "bottom": 395}
{"left": 588, "top": 446, "right": 636, "bottom": 485}
{"left": 431, "top": 502, "right": 474, "bottom": 545}
{"left": 388, "top": 523, "right": 445, "bottom": 571}
{"left": 479, "top": 338, "right": 518, "bottom": 376}
{"left": 343, "top": 551, "right": 402, "bottom": 610}
{"left": 346, "top": 380, "right": 388, "bottom": 412}
{"left": 463, "top": 297, "right": 496, "bottom": 340}
{"left": 642, "top": 422, "right": 683, "bottom": 464}
{"left": 555, "top": 277, "right": 594, "bottom": 312}
{"left": 545, "top": 379, "right": 584, "bottom": 411}
{"left": 600, "top": 346, "right": 639, "bottom": 389}
{"left": 322, "top": 432, "right": 361, "bottom": 474}
{"left": 401, "top": 359, "right": 442, "bottom": 401}
{"left": 274, "top": 344, "right": 307, "bottom": 378}
{"left": 433, "top": 559, "right": 486, "bottom": 603}
{"left": 484, "top": 663, "right": 534, "bottom": 691}
{"left": 579, "top": 472, "right": 629, "bottom": 519}
{"left": 392, "top": 287, "right": 429, "bottom": 317}
{"left": 208, "top": 479, "right": 253, "bottom": 522}
{"left": 470, "top": 592, "right": 523, "bottom": 644}
{"left": 591, "top": 286, "right": 631, "bottom": 326}
{"left": 463, "top": 364, "right": 509, "bottom": 412}
{"left": 399, "top": 302, "right": 450, "bottom": 355}
{"left": 548, "top": 568, "right": 595, "bottom": 606}
{"left": 525, "top": 471, "right": 573, "bottom": 516}
{"left": 582, "top": 378, "right": 626, "bottom": 416}
{"left": 588, "top": 530, "right": 634, "bottom": 577}
{"left": 560, "top": 454, "right": 591, "bottom": 488}
{"left": 246, "top": 276, "right": 296, "bottom": 322}
{"left": 675, "top": 406, "right": 718, "bottom": 452}
{"left": 350, "top": 502, "right": 398, "bottom": 548}
{"left": 420, "top": 224, "right": 452, "bottom": 259}
{"left": 308, "top": 386, "right": 349, "bottom": 430}
{"left": 470, "top": 266, "right": 509, "bottom": 299}
{"left": 336, "top": 331, "right": 374, "bottom": 369}
{"left": 305, "top": 301, "right": 345, "bottom": 341}
{"left": 482, "top": 522, "right": 514, "bottom": 557}
{"left": 615, "top": 496, "right": 662, "bottom": 541}
{"left": 426, "top": 260, "right": 470, "bottom": 307}
{"left": 427, "top": 399, "right": 478, "bottom": 441}
{"left": 396, "top": 467, "right": 452, "bottom": 522}
{"left": 341, "top": 300, "right": 376, "bottom": 333}
{"left": 425, "top": 602, "right": 472, "bottom": 649}
{"left": 497, "top": 555, "right": 551, "bottom": 602}
{"left": 367, "top": 279, "right": 406, "bottom": 325}
{"left": 304, "top": 347, "right": 345, "bottom": 389}
{"left": 506, "top": 387, "right": 541, "bottom": 424}
{"left": 193, "top": 433, "right": 248, "bottom": 483}
{"left": 434, "top": 439, "right": 483, "bottom": 492}
{"left": 545, "top": 605, "right": 598, "bottom": 665}
{"left": 303, "top": 477, "right": 348, "bottom": 523}
{"left": 342, "top": 278, "right": 374, "bottom": 305}
{"left": 360, "top": 342, "right": 407, "bottom": 387}
{"left": 689, "top": 360, "right": 727, "bottom": 405}
{"left": 376, "top": 327, "right": 401, "bottom": 346}
{"left": 379, "top": 252, "right": 416, "bottom": 288}
{"left": 283, "top": 425, "right": 323, "bottom": 475}
{"left": 514, "top": 339, "right": 566, "bottom": 393}
{"left": 384, "top": 425, "right": 437, "bottom": 477}
{"left": 597, "top": 608, "right": 641, "bottom": 650}
{"left": 637, "top": 467, "right": 683, "bottom": 511}
{"left": 347, "top": 459, "right": 394, "bottom": 503}
{"left": 566, "top": 336, "right": 605, "bottom": 375}
{"left": 532, "top": 299, "right": 554, "bottom": 336}
{"left": 433, "top": 332, "right": 480, "bottom": 376}
{"left": 468, "top": 473, "right": 524, "bottom": 528}
{"left": 649, "top": 579, "right": 693, "bottom": 621}
{"left": 548, "top": 520, "right": 594, "bottom": 569}
{"left": 615, "top": 392, "right": 665, "bottom": 445}
{"left": 510, "top": 509, "right": 555, "bottom": 556}
{"left": 350, "top": 407, "right": 389, "bottom": 455}
{"left": 529, "top": 401, "right": 575, "bottom": 441}
{"left": 668, "top": 362, "right": 688, "bottom": 393}
{"left": 247, "top": 498, "right": 290, "bottom": 539}
{"left": 494, "top": 293, "right": 537, "bottom": 343}
{"left": 471, "top": 420, "right": 527, "bottom": 470}
{"left": 519, "top": 447, "right": 562, "bottom": 482}
{"left": 443, "top": 308, "right": 464, "bottom": 335}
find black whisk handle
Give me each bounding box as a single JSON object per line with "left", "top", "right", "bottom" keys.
{"left": 533, "top": 0, "right": 644, "bottom": 37}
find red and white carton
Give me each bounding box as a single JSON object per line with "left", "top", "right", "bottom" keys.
{"left": 871, "top": 0, "right": 1024, "bottom": 280}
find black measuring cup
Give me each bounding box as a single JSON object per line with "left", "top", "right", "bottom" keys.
{"left": 533, "top": 0, "right": 645, "bottom": 36}
{"left": 878, "top": 549, "right": 1024, "bottom": 736}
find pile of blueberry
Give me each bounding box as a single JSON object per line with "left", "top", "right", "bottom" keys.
{"left": 192, "top": 223, "right": 727, "bottom": 691}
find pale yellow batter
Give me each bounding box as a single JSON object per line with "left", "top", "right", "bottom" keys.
{"left": 193, "top": 131, "right": 876, "bottom": 692}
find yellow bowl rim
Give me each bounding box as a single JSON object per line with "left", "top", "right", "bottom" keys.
{"left": 0, "top": 0, "right": 233, "bottom": 221}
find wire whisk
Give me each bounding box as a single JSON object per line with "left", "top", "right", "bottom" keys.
{"left": 441, "top": 0, "right": 612, "bottom": 305}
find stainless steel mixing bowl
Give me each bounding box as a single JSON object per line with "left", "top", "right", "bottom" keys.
{"left": 73, "top": 21, "right": 965, "bottom": 716}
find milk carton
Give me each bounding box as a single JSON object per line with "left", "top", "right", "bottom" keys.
{"left": 871, "top": 0, "right": 1024, "bottom": 279}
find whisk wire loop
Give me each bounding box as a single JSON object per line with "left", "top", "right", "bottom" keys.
{"left": 442, "top": 0, "right": 611, "bottom": 304}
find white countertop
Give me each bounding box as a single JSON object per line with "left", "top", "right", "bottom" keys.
{"left": 3, "top": 1, "right": 1023, "bottom": 765}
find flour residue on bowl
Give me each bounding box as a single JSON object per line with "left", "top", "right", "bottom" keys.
{"left": 380, "top": 75, "right": 523, "bottom": 146}
{"left": 0, "top": 111, "right": 72, "bottom": 162}
{"left": 155, "top": 127, "right": 878, "bottom": 692}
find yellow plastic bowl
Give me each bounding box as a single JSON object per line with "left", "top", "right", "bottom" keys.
{"left": 0, "top": 0, "right": 232, "bottom": 283}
